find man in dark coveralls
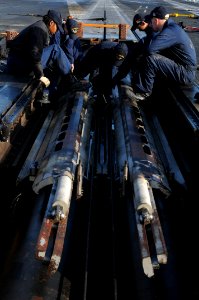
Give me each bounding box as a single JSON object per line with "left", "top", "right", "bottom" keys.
{"left": 52, "top": 17, "right": 85, "bottom": 86}
{"left": 63, "top": 18, "right": 84, "bottom": 74}
{"left": 49, "top": 17, "right": 83, "bottom": 73}
{"left": 131, "top": 13, "right": 152, "bottom": 39}
{"left": 112, "top": 13, "right": 154, "bottom": 87}
{"left": 131, "top": 6, "right": 197, "bottom": 101}
{"left": 6, "top": 10, "right": 73, "bottom": 91}
{"left": 78, "top": 41, "right": 128, "bottom": 98}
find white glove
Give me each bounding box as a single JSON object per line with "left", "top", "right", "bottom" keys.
{"left": 40, "top": 76, "right": 50, "bottom": 88}
{"left": 71, "top": 64, "right": 74, "bottom": 73}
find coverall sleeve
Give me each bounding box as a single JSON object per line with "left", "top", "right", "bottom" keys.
{"left": 147, "top": 27, "right": 177, "bottom": 54}
{"left": 63, "top": 38, "right": 74, "bottom": 65}
{"left": 29, "top": 27, "right": 47, "bottom": 78}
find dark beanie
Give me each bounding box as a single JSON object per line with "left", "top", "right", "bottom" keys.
{"left": 114, "top": 43, "right": 128, "bottom": 57}
{"left": 66, "top": 18, "right": 78, "bottom": 31}
{"left": 131, "top": 13, "right": 151, "bottom": 31}
{"left": 131, "top": 13, "right": 145, "bottom": 31}
{"left": 113, "top": 43, "right": 128, "bottom": 66}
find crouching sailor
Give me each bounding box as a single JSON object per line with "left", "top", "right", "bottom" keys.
{"left": 6, "top": 10, "right": 88, "bottom": 104}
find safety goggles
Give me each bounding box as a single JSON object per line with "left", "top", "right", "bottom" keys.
{"left": 71, "top": 27, "right": 78, "bottom": 33}
{"left": 115, "top": 54, "right": 125, "bottom": 61}
{"left": 136, "top": 20, "right": 144, "bottom": 26}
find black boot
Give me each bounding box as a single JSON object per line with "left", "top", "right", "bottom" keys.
{"left": 38, "top": 88, "right": 51, "bottom": 104}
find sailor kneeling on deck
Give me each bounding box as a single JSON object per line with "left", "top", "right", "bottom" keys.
{"left": 129, "top": 6, "right": 197, "bottom": 101}
{"left": 6, "top": 10, "right": 89, "bottom": 105}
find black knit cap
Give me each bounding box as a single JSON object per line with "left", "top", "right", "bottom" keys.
{"left": 150, "top": 6, "right": 169, "bottom": 20}
{"left": 46, "top": 10, "right": 64, "bottom": 33}
{"left": 66, "top": 18, "right": 78, "bottom": 29}
{"left": 113, "top": 43, "right": 128, "bottom": 66}
{"left": 131, "top": 13, "right": 144, "bottom": 31}
{"left": 66, "top": 18, "right": 79, "bottom": 34}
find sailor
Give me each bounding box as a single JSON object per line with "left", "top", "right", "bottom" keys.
{"left": 78, "top": 41, "right": 128, "bottom": 98}
{"left": 130, "top": 6, "right": 197, "bottom": 100}
{"left": 49, "top": 16, "right": 89, "bottom": 93}
{"left": 63, "top": 17, "right": 84, "bottom": 74}
{"left": 112, "top": 13, "right": 153, "bottom": 87}
{"left": 6, "top": 10, "right": 78, "bottom": 93}
{"left": 131, "top": 13, "right": 153, "bottom": 40}
{"left": 60, "top": 17, "right": 86, "bottom": 88}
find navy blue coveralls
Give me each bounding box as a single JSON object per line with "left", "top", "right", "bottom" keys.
{"left": 63, "top": 34, "right": 83, "bottom": 69}
{"left": 7, "top": 20, "right": 71, "bottom": 81}
{"left": 63, "top": 18, "right": 84, "bottom": 70}
{"left": 112, "top": 26, "right": 154, "bottom": 86}
{"left": 134, "top": 18, "right": 197, "bottom": 94}
{"left": 50, "top": 20, "right": 83, "bottom": 80}
{"left": 78, "top": 41, "right": 128, "bottom": 95}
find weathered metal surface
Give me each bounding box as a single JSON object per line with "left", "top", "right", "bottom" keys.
{"left": 0, "top": 0, "right": 199, "bottom": 297}
{"left": 78, "top": 22, "right": 129, "bottom": 39}
{"left": 31, "top": 91, "right": 93, "bottom": 275}
{"left": 36, "top": 218, "right": 54, "bottom": 260}
{"left": 0, "top": 81, "right": 29, "bottom": 115}
{"left": 116, "top": 84, "right": 169, "bottom": 277}
{"left": 119, "top": 85, "right": 171, "bottom": 196}
{"left": 48, "top": 217, "right": 68, "bottom": 275}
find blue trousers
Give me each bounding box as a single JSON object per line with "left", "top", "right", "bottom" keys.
{"left": 134, "top": 53, "right": 196, "bottom": 94}
{"left": 7, "top": 44, "right": 71, "bottom": 77}
{"left": 41, "top": 44, "right": 71, "bottom": 76}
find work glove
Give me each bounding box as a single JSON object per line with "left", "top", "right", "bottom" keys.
{"left": 71, "top": 64, "right": 74, "bottom": 73}
{"left": 39, "top": 76, "right": 50, "bottom": 88}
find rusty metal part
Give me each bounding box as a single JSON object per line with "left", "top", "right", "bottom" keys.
{"left": 119, "top": 85, "right": 170, "bottom": 195}
{"left": 5, "top": 30, "right": 19, "bottom": 41}
{"left": 77, "top": 22, "right": 129, "bottom": 39}
{"left": 115, "top": 85, "right": 168, "bottom": 277}
{"left": 19, "top": 91, "right": 94, "bottom": 275}
{"left": 48, "top": 217, "right": 68, "bottom": 275}
{"left": 2, "top": 22, "right": 130, "bottom": 42}
{"left": 36, "top": 218, "right": 54, "bottom": 261}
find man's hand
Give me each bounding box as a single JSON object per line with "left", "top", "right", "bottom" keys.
{"left": 40, "top": 76, "right": 50, "bottom": 88}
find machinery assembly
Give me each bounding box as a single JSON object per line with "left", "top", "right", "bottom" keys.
{"left": 0, "top": 13, "right": 199, "bottom": 300}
